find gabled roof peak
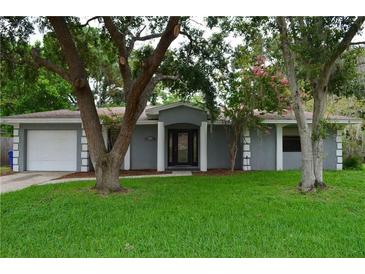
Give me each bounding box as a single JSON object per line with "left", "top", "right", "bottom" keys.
{"left": 145, "top": 102, "right": 206, "bottom": 117}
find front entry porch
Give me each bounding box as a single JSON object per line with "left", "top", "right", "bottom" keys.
{"left": 157, "top": 121, "right": 207, "bottom": 172}
{"left": 167, "top": 129, "right": 199, "bottom": 168}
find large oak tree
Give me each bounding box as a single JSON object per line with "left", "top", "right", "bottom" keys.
{"left": 31, "top": 16, "right": 181, "bottom": 193}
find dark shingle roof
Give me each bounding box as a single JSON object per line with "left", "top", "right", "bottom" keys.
{"left": 0, "top": 104, "right": 360, "bottom": 123}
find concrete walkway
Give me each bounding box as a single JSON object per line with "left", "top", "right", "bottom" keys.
{"left": 0, "top": 172, "right": 71, "bottom": 194}
{"left": 0, "top": 170, "right": 192, "bottom": 194}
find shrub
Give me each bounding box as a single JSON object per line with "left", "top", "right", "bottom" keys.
{"left": 343, "top": 156, "right": 364, "bottom": 170}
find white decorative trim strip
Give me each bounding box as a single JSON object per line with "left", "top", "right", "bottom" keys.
{"left": 81, "top": 137, "right": 88, "bottom": 144}
{"left": 80, "top": 125, "right": 89, "bottom": 172}
{"left": 243, "top": 128, "right": 251, "bottom": 171}
{"left": 12, "top": 125, "right": 20, "bottom": 172}
{"left": 336, "top": 130, "right": 343, "bottom": 170}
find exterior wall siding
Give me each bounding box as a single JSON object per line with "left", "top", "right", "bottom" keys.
{"left": 250, "top": 126, "right": 277, "bottom": 170}
{"left": 159, "top": 105, "right": 207, "bottom": 126}
{"left": 130, "top": 125, "right": 157, "bottom": 169}
{"left": 207, "top": 125, "right": 242, "bottom": 169}
{"left": 282, "top": 131, "right": 337, "bottom": 170}
{"left": 12, "top": 120, "right": 340, "bottom": 172}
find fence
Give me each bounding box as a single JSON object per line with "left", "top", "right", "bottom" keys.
{"left": 0, "top": 137, "right": 13, "bottom": 166}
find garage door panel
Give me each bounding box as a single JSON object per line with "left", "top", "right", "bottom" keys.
{"left": 27, "top": 130, "right": 77, "bottom": 171}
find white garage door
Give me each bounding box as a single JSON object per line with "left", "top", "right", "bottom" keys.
{"left": 27, "top": 130, "right": 77, "bottom": 171}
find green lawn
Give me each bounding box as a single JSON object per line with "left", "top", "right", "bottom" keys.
{"left": 1, "top": 171, "right": 365, "bottom": 258}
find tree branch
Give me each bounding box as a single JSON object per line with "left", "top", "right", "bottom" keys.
{"left": 351, "top": 41, "right": 365, "bottom": 45}
{"left": 31, "top": 48, "right": 71, "bottom": 83}
{"left": 179, "top": 30, "right": 193, "bottom": 43}
{"left": 133, "top": 74, "right": 180, "bottom": 121}
{"left": 48, "top": 17, "right": 89, "bottom": 88}
{"left": 133, "top": 32, "right": 163, "bottom": 41}
{"left": 154, "top": 74, "right": 180, "bottom": 82}
{"left": 80, "top": 16, "right": 101, "bottom": 27}
{"left": 47, "top": 16, "right": 106, "bottom": 158}
{"left": 318, "top": 16, "right": 365, "bottom": 90}
{"left": 276, "top": 17, "right": 309, "bottom": 131}
{"left": 131, "top": 17, "right": 180, "bottom": 101}
{"left": 102, "top": 16, "right": 133, "bottom": 93}
{"left": 111, "top": 17, "right": 181, "bottom": 156}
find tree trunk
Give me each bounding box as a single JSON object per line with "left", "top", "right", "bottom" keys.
{"left": 94, "top": 152, "right": 126, "bottom": 193}
{"left": 312, "top": 87, "right": 327, "bottom": 188}
{"left": 297, "top": 126, "right": 316, "bottom": 192}
{"left": 277, "top": 17, "right": 316, "bottom": 192}
{"left": 312, "top": 138, "right": 325, "bottom": 187}
{"left": 229, "top": 141, "right": 238, "bottom": 172}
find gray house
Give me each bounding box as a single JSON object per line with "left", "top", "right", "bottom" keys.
{"left": 1, "top": 102, "right": 360, "bottom": 173}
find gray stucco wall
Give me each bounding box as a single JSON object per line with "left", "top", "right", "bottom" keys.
{"left": 250, "top": 126, "right": 277, "bottom": 170}
{"left": 159, "top": 106, "right": 207, "bottom": 126}
{"left": 130, "top": 124, "right": 157, "bottom": 169}
{"left": 18, "top": 123, "right": 82, "bottom": 172}
{"left": 283, "top": 132, "right": 337, "bottom": 170}
{"left": 207, "top": 125, "right": 242, "bottom": 169}
{"left": 283, "top": 152, "right": 301, "bottom": 170}
{"left": 323, "top": 133, "right": 337, "bottom": 170}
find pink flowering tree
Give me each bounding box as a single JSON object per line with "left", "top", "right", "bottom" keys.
{"left": 222, "top": 54, "right": 290, "bottom": 171}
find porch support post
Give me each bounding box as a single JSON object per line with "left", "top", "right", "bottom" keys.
{"left": 200, "top": 121, "right": 207, "bottom": 172}
{"left": 157, "top": 121, "right": 165, "bottom": 172}
{"left": 124, "top": 145, "right": 131, "bottom": 170}
{"left": 276, "top": 124, "right": 284, "bottom": 171}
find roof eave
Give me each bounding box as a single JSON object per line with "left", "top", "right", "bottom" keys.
{"left": 0, "top": 117, "right": 157, "bottom": 125}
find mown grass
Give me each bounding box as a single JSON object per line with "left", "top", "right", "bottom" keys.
{"left": 1, "top": 170, "right": 364, "bottom": 258}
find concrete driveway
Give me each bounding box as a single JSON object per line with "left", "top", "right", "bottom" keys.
{"left": 0, "top": 172, "right": 71, "bottom": 194}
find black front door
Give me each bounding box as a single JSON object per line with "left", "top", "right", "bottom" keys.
{"left": 168, "top": 129, "right": 198, "bottom": 166}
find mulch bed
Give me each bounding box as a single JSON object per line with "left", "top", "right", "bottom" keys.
{"left": 59, "top": 169, "right": 247, "bottom": 179}
{"left": 0, "top": 172, "right": 13, "bottom": 177}
{"left": 193, "top": 169, "right": 247, "bottom": 176}
{"left": 0, "top": 169, "right": 13, "bottom": 177}
{"left": 58, "top": 169, "right": 171, "bottom": 179}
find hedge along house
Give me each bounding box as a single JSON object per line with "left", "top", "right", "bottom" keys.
{"left": 1, "top": 102, "right": 361, "bottom": 173}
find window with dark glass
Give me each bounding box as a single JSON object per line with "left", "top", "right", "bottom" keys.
{"left": 283, "top": 136, "right": 301, "bottom": 152}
